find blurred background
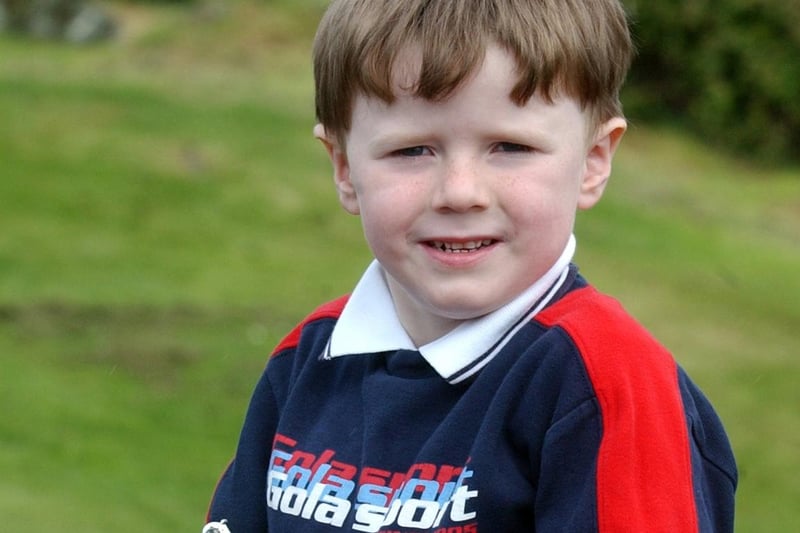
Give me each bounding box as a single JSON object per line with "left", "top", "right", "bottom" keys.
{"left": 0, "top": 0, "right": 797, "bottom": 530}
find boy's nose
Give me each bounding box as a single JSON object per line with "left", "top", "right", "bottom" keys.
{"left": 430, "top": 158, "right": 491, "bottom": 213}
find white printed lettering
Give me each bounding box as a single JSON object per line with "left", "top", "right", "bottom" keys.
{"left": 312, "top": 495, "right": 351, "bottom": 527}
{"left": 450, "top": 485, "right": 479, "bottom": 521}
{"left": 397, "top": 498, "right": 440, "bottom": 528}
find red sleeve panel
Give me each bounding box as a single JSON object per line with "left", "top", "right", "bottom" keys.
{"left": 536, "top": 286, "right": 699, "bottom": 533}
{"left": 271, "top": 295, "right": 350, "bottom": 356}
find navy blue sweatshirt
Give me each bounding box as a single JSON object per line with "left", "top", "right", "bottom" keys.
{"left": 207, "top": 268, "right": 737, "bottom": 532}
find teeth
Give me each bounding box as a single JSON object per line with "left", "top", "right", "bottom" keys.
{"left": 432, "top": 239, "right": 494, "bottom": 253}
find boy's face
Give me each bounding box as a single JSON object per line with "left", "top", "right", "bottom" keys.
{"left": 316, "top": 45, "right": 626, "bottom": 344}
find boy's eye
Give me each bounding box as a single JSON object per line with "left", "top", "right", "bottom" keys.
{"left": 494, "top": 142, "right": 532, "bottom": 153}
{"left": 392, "top": 146, "right": 432, "bottom": 157}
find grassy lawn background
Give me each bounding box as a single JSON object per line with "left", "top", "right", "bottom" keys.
{"left": 0, "top": 1, "right": 797, "bottom": 530}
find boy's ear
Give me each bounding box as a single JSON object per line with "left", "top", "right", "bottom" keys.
{"left": 313, "top": 124, "right": 360, "bottom": 215}
{"left": 578, "top": 117, "right": 627, "bottom": 210}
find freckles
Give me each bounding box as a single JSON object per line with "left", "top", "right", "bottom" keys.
{"left": 378, "top": 180, "right": 427, "bottom": 210}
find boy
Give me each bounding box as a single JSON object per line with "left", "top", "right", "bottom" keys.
{"left": 205, "top": 0, "right": 737, "bottom": 531}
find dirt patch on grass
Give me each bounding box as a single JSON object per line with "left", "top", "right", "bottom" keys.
{"left": 0, "top": 301, "right": 281, "bottom": 390}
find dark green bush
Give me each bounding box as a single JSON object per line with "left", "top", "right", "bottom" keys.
{"left": 623, "top": 0, "right": 800, "bottom": 163}
{"left": 120, "top": 0, "right": 196, "bottom": 3}
{"left": 0, "top": 0, "right": 116, "bottom": 41}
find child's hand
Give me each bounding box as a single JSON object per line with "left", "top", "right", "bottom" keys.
{"left": 202, "top": 519, "right": 231, "bottom": 533}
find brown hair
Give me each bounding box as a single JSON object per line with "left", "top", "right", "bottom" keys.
{"left": 313, "top": 0, "right": 633, "bottom": 143}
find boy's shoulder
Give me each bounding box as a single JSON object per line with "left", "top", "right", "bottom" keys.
{"left": 537, "top": 284, "right": 645, "bottom": 331}
{"left": 536, "top": 284, "right": 664, "bottom": 350}
{"left": 271, "top": 294, "right": 350, "bottom": 357}
{"left": 535, "top": 284, "right": 680, "bottom": 399}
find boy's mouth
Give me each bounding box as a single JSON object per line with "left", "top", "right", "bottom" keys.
{"left": 428, "top": 239, "right": 496, "bottom": 253}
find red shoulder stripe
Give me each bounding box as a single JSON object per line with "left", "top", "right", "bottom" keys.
{"left": 271, "top": 295, "right": 350, "bottom": 356}
{"left": 536, "top": 286, "right": 698, "bottom": 533}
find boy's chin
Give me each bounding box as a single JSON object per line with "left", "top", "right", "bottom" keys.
{"left": 425, "top": 300, "right": 503, "bottom": 322}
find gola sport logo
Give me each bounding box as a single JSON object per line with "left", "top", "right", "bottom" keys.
{"left": 267, "top": 434, "right": 479, "bottom": 532}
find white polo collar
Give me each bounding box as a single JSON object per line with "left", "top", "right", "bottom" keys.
{"left": 325, "top": 235, "right": 576, "bottom": 384}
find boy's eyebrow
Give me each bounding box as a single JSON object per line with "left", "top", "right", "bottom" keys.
{"left": 367, "top": 131, "right": 434, "bottom": 152}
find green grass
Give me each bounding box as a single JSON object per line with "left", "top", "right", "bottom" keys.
{"left": 1, "top": 1, "right": 798, "bottom": 530}
{"left": 575, "top": 126, "right": 800, "bottom": 531}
